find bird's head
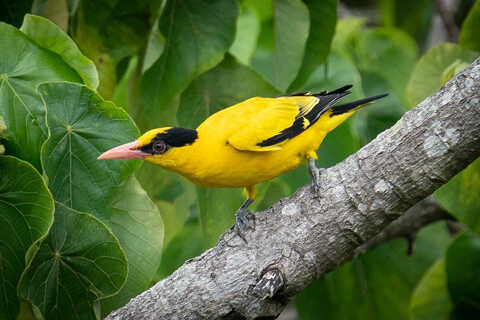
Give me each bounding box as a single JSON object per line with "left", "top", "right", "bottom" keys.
{"left": 97, "top": 127, "right": 198, "bottom": 167}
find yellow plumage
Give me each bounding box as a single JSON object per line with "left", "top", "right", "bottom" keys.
{"left": 99, "top": 85, "right": 387, "bottom": 239}
{"left": 140, "top": 96, "right": 352, "bottom": 189}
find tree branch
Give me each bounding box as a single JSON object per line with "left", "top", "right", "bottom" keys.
{"left": 354, "top": 196, "right": 453, "bottom": 257}
{"left": 107, "top": 58, "right": 480, "bottom": 320}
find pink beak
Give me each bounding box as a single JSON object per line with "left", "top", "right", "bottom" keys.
{"left": 97, "top": 140, "right": 149, "bottom": 160}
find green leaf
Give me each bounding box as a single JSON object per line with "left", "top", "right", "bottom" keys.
{"left": 19, "top": 202, "right": 128, "bottom": 320}
{"left": 377, "top": 0, "right": 433, "bottom": 44}
{"left": 296, "top": 222, "right": 450, "bottom": 320}
{"left": 271, "top": 0, "right": 310, "bottom": 91}
{"left": 38, "top": 82, "right": 164, "bottom": 314}
{"left": 101, "top": 176, "right": 164, "bottom": 315}
{"left": 142, "top": 0, "right": 239, "bottom": 111}
{"left": 76, "top": 0, "right": 157, "bottom": 61}
{"left": 440, "top": 60, "right": 470, "bottom": 86}
{"left": 244, "top": 0, "right": 273, "bottom": 22}
{"left": 112, "top": 56, "right": 138, "bottom": 112}
{"left": 0, "top": 22, "right": 82, "bottom": 169}
{"left": 229, "top": 6, "right": 261, "bottom": 65}
{"left": 252, "top": 0, "right": 310, "bottom": 92}
{"left": 298, "top": 50, "right": 363, "bottom": 98}
{"left": 156, "top": 216, "right": 203, "bottom": 280}
{"left": 331, "top": 17, "right": 366, "bottom": 52}
{"left": 155, "top": 198, "right": 190, "bottom": 248}
{"left": 289, "top": 0, "right": 337, "bottom": 91}
{"left": 196, "top": 186, "right": 244, "bottom": 248}
{"left": 178, "top": 54, "right": 279, "bottom": 129}
{"left": 406, "top": 43, "right": 478, "bottom": 107}
{"left": 377, "top": 0, "right": 395, "bottom": 27}
{"left": 122, "top": 56, "right": 181, "bottom": 133}
{"left": 409, "top": 259, "right": 453, "bottom": 320}
{"left": 355, "top": 27, "right": 418, "bottom": 108}
{"left": 446, "top": 232, "right": 480, "bottom": 312}
{"left": 250, "top": 19, "right": 275, "bottom": 82}
{"left": 39, "top": 82, "right": 140, "bottom": 216}
{"left": 0, "top": 155, "right": 54, "bottom": 320}
{"left": 20, "top": 14, "right": 99, "bottom": 89}
{"left": 137, "top": 162, "right": 197, "bottom": 246}
{"left": 459, "top": 1, "right": 480, "bottom": 52}
{"left": 142, "top": 17, "right": 165, "bottom": 74}
{"left": 16, "top": 301, "right": 38, "bottom": 320}
{"left": 435, "top": 158, "right": 480, "bottom": 234}
{"left": 72, "top": 0, "right": 159, "bottom": 98}
{"left": 353, "top": 71, "right": 403, "bottom": 145}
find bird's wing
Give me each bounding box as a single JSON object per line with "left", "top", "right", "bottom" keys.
{"left": 227, "top": 95, "right": 321, "bottom": 151}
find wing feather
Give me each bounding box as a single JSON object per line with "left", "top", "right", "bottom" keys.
{"left": 228, "top": 96, "right": 319, "bottom": 151}
{"left": 227, "top": 86, "right": 352, "bottom": 152}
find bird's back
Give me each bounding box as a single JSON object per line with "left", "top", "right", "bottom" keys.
{"left": 196, "top": 97, "right": 282, "bottom": 138}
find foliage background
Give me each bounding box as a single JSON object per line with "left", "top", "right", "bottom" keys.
{"left": 0, "top": 0, "right": 479, "bottom": 319}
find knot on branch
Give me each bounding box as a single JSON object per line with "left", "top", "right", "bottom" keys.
{"left": 252, "top": 266, "right": 285, "bottom": 300}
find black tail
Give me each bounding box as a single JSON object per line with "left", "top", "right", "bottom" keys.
{"left": 330, "top": 93, "right": 388, "bottom": 116}
{"left": 260, "top": 86, "right": 387, "bottom": 147}
{"left": 286, "top": 84, "right": 353, "bottom": 98}
{"left": 323, "top": 84, "right": 353, "bottom": 95}
{"left": 286, "top": 84, "right": 387, "bottom": 117}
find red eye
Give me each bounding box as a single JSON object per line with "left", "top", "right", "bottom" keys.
{"left": 152, "top": 140, "right": 167, "bottom": 154}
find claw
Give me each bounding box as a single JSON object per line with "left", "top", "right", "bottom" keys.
{"left": 308, "top": 158, "right": 323, "bottom": 196}
{"left": 234, "top": 199, "right": 255, "bottom": 242}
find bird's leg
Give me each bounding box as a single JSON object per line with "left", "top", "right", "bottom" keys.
{"left": 235, "top": 198, "right": 255, "bottom": 242}
{"left": 308, "top": 157, "right": 324, "bottom": 196}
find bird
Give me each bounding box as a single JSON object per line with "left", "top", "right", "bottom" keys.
{"left": 98, "top": 85, "right": 387, "bottom": 240}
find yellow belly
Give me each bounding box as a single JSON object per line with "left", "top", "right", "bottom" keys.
{"left": 182, "top": 147, "right": 305, "bottom": 188}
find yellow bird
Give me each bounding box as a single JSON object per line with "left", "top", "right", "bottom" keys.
{"left": 99, "top": 85, "right": 387, "bottom": 239}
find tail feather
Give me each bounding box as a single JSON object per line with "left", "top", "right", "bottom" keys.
{"left": 323, "top": 84, "right": 353, "bottom": 96}
{"left": 262, "top": 85, "right": 388, "bottom": 147}
{"left": 330, "top": 93, "right": 388, "bottom": 116}
{"left": 286, "top": 84, "right": 353, "bottom": 98}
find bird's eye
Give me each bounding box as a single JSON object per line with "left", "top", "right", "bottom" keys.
{"left": 152, "top": 140, "right": 167, "bottom": 154}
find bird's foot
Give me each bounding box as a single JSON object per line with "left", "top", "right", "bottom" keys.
{"left": 235, "top": 207, "right": 256, "bottom": 242}
{"left": 308, "top": 158, "right": 324, "bottom": 196}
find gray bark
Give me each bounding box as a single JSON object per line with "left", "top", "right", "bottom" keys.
{"left": 354, "top": 196, "right": 453, "bottom": 257}
{"left": 107, "top": 58, "right": 480, "bottom": 320}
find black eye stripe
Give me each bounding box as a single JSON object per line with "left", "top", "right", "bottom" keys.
{"left": 159, "top": 127, "right": 198, "bottom": 147}
{"left": 140, "top": 127, "right": 198, "bottom": 155}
